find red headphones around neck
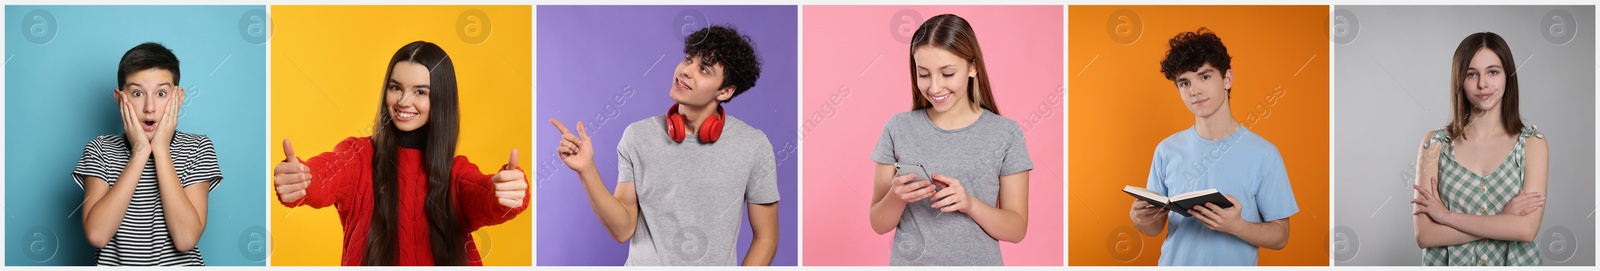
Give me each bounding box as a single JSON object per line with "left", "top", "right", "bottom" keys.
{"left": 665, "top": 104, "right": 725, "bottom": 143}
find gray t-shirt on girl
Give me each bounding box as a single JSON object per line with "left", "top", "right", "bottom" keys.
{"left": 617, "top": 114, "right": 780, "bottom": 266}
{"left": 871, "top": 109, "right": 1033, "bottom": 266}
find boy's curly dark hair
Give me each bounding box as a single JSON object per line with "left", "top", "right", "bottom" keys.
{"left": 1160, "top": 27, "right": 1232, "bottom": 91}
{"left": 684, "top": 24, "right": 762, "bottom": 102}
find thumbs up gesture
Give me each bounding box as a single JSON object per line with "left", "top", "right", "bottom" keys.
{"left": 274, "top": 139, "right": 312, "bottom": 203}
{"left": 493, "top": 149, "right": 528, "bottom": 208}
{"left": 548, "top": 118, "right": 594, "bottom": 172}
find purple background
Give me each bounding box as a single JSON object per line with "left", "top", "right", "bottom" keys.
{"left": 535, "top": 6, "right": 798, "bottom": 266}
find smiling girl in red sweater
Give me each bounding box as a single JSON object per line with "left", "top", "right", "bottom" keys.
{"left": 271, "top": 41, "right": 528, "bottom": 266}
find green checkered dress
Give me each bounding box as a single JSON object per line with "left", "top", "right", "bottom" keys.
{"left": 1421, "top": 126, "right": 1543, "bottom": 266}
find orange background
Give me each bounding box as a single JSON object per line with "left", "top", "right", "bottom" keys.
{"left": 1067, "top": 6, "right": 1329, "bottom": 266}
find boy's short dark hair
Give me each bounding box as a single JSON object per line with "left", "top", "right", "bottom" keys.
{"left": 118, "top": 42, "right": 180, "bottom": 87}
{"left": 1159, "top": 27, "right": 1231, "bottom": 85}
{"left": 684, "top": 25, "right": 761, "bottom": 102}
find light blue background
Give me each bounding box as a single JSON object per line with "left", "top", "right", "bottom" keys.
{"left": 6, "top": 6, "right": 267, "bottom": 266}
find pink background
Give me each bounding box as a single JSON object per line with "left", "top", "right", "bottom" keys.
{"left": 800, "top": 6, "right": 1063, "bottom": 266}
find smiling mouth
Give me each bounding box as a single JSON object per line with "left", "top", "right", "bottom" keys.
{"left": 394, "top": 110, "right": 418, "bottom": 120}
{"left": 930, "top": 92, "right": 952, "bottom": 103}
{"left": 675, "top": 78, "right": 692, "bottom": 91}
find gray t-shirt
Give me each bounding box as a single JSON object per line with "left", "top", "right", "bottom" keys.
{"left": 871, "top": 109, "right": 1033, "bottom": 266}
{"left": 616, "top": 114, "right": 780, "bottom": 265}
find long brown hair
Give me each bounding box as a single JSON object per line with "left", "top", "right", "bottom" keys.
{"left": 1446, "top": 32, "right": 1522, "bottom": 140}
{"left": 908, "top": 14, "right": 1000, "bottom": 115}
{"left": 366, "top": 41, "right": 466, "bottom": 265}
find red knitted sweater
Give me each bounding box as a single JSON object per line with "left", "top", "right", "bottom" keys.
{"left": 276, "top": 137, "right": 528, "bottom": 265}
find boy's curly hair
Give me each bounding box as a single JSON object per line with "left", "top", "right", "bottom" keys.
{"left": 684, "top": 25, "right": 762, "bottom": 102}
{"left": 1160, "top": 27, "right": 1232, "bottom": 90}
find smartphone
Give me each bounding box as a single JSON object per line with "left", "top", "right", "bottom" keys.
{"left": 893, "top": 163, "right": 939, "bottom": 192}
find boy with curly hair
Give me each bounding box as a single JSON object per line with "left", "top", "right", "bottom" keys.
{"left": 1127, "top": 27, "right": 1299, "bottom": 265}
{"left": 549, "top": 25, "right": 777, "bottom": 266}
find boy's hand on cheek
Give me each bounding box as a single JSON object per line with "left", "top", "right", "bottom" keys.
{"left": 152, "top": 88, "right": 185, "bottom": 153}
{"left": 116, "top": 91, "right": 152, "bottom": 155}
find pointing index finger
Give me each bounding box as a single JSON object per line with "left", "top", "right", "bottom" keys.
{"left": 549, "top": 118, "right": 573, "bottom": 136}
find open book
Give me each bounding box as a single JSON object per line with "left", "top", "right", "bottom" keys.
{"left": 1123, "top": 186, "right": 1234, "bottom": 217}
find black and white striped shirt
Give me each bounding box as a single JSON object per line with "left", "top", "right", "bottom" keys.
{"left": 72, "top": 131, "right": 222, "bottom": 266}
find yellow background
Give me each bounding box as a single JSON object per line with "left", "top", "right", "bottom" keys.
{"left": 268, "top": 5, "right": 531, "bottom": 266}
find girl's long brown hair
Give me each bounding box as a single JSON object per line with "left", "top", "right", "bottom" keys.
{"left": 908, "top": 14, "right": 1000, "bottom": 115}
{"left": 366, "top": 41, "right": 466, "bottom": 265}
{"left": 1446, "top": 32, "right": 1522, "bottom": 140}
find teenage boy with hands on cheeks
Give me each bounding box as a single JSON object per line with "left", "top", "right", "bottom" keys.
{"left": 78, "top": 42, "right": 219, "bottom": 266}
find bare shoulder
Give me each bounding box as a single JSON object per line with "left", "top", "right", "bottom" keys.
{"left": 1524, "top": 134, "right": 1548, "bottom": 160}
{"left": 1417, "top": 129, "right": 1444, "bottom": 156}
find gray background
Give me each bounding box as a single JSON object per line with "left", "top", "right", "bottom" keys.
{"left": 1334, "top": 6, "right": 1595, "bottom": 266}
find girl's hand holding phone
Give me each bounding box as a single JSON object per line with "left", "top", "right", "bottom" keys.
{"left": 930, "top": 174, "right": 973, "bottom": 213}
{"left": 890, "top": 173, "right": 934, "bottom": 203}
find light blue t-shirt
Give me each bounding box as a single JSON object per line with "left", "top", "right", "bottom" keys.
{"left": 1146, "top": 126, "right": 1298, "bottom": 266}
